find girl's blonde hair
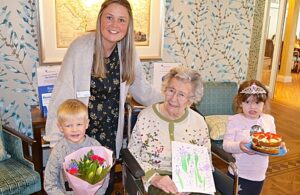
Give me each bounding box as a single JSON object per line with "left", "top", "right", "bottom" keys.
{"left": 93, "top": 0, "right": 135, "bottom": 84}
{"left": 57, "top": 99, "right": 88, "bottom": 123}
{"left": 234, "top": 79, "right": 270, "bottom": 113}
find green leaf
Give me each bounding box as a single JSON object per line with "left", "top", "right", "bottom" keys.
{"left": 93, "top": 165, "right": 111, "bottom": 184}
{"left": 181, "top": 155, "right": 188, "bottom": 173}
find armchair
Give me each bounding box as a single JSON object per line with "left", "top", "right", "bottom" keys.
{"left": 195, "top": 82, "right": 239, "bottom": 194}
{"left": 122, "top": 82, "right": 239, "bottom": 195}
{"left": 292, "top": 50, "right": 300, "bottom": 73}
{"left": 0, "top": 124, "right": 41, "bottom": 194}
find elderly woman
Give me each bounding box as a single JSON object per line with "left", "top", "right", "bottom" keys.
{"left": 128, "top": 66, "right": 211, "bottom": 194}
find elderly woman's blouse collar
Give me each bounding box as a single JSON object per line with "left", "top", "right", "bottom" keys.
{"left": 152, "top": 103, "right": 189, "bottom": 123}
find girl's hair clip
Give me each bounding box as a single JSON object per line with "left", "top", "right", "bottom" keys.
{"left": 240, "top": 84, "right": 266, "bottom": 94}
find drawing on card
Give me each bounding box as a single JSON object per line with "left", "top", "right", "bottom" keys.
{"left": 172, "top": 141, "right": 216, "bottom": 194}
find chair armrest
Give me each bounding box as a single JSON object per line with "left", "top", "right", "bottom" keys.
{"left": 3, "top": 125, "right": 36, "bottom": 161}
{"left": 211, "top": 140, "right": 235, "bottom": 163}
{"left": 2, "top": 125, "right": 43, "bottom": 182}
{"left": 125, "top": 97, "right": 146, "bottom": 140}
{"left": 211, "top": 140, "right": 239, "bottom": 194}
{"left": 121, "top": 148, "right": 145, "bottom": 178}
{"left": 213, "top": 167, "right": 235, "bottom": 195}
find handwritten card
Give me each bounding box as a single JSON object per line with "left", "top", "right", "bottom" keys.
{"left": 172, "top": 141, "right": 215, "bottom": 194}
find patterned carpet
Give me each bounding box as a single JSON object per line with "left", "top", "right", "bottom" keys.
{"left": 267, "top": 156, "right": 300, "bottom": 177}
{"left": 259, "top": 99, "right": 300, "bottom": 195}
{"left": 261, "top": 138, "right": 300, "bottom": 195}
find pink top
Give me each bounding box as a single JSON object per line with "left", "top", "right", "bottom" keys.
{"left": 223, "top": 113, "right": 276, "bottom": 181}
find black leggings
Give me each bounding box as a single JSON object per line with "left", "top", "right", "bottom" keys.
{"left": 228, "top": 172, "right": 264, "bottom": 195}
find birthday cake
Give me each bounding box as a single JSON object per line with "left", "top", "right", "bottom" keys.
{"left": 251, "top": 132, "right": 282, "bottom": 154}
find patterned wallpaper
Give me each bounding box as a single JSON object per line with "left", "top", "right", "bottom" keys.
{"left": 0, "top": 1, "right": 39, "bottom": 136}
{"left": 247, "top": 0, "right": 266, "bottom": 79}
{"left": 144, "top": 0, "right": 256, "bottom": 83}
{"left": 163, "top": 0, "right": 254, "bottom": 82}
{"left": 0, "top": 0, "right": 261, "bottom": 136}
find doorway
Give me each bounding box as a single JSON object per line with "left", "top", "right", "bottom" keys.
{"left": 259, "top": 0, "right": 287, "bottom": 95}
{"left": 258, "top": 0, "right": 300, "bottom": 107}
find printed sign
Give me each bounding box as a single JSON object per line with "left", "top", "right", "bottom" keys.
{"left": 37, "top": 65, "right": 60, "bottom": 117}
{"left": 152, "top": 63, "right": 181, "bottom": 89}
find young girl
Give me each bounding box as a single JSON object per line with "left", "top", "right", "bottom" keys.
{"left": 223, "top": 79, "right": 286, "bottom": 195}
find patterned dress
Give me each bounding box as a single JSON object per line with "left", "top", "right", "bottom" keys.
{"left": 87, "top": 46, "right": 120, "bottom": 152}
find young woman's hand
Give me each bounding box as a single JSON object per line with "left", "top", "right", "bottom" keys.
{"left": 151, "top": 175, "right": 186, "bottom": 194}
{"left": 239, "top": 140, "right": 256, "bottom": 155}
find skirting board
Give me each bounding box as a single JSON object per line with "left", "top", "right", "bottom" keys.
{"left": 276, "top": 75, "right": 292, "bottom": 83}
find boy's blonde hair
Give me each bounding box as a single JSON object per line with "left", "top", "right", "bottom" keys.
{"left": 57, "top": 99, "right": 88, "bottom": 123}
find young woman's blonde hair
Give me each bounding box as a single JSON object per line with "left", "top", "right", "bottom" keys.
{"left": 57, "top": 99, "right": 88, "bottom": 123}
{"left": 233, "top": 79, "right": 270, "bottom": 113}
{"left": 93, "top": 0, "right": 135, "bottom": 84}
{"left": 161, "top": 66, "right": 204, "bottom": 104}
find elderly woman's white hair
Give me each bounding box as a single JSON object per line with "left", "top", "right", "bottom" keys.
{"left": 161, "top": 66, "right": 204, "bottom": 103}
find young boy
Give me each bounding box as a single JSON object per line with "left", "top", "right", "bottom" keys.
{"left": 44, "top": 99, "right": 109, "bottom": 194}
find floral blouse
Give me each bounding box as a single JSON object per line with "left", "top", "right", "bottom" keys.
{"left": 128, "top": 103, "right": 211, "bottom": 184}
{"left": 87, "top": 46, "right": 120, "bottom": 152}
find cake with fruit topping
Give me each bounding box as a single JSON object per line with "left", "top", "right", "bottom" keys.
{"left": 251, "top": 132, "right": 282, "bottom": 154}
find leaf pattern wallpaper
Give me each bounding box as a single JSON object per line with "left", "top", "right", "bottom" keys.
{"left": 0, "top": 0, "right": 262, "bottom": 136}
{"left": 162, "top": 0, "right": 254, "bottom": 82}
{"left": 0, "top": 1, "right": 39, "bottom": 136}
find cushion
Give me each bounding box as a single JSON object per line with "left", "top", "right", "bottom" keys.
{"left": 205, "top": 115, "right": 229, "bottom": 140}
{"left": 0, "top": 158, "right": 41, "bottom": 194}
{"left": 0, "top": 130, "right": 10, "bottom": 161}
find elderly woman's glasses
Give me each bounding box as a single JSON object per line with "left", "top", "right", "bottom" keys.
{"left": 165, "top": 87, "right": 193, "bottom": 102}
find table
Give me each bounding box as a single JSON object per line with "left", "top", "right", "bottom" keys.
{"left": 30, "top": 106, "right": 46, "bottom": 193}
{"left": 31, "top": 106, "right": 48, "bottom": 147}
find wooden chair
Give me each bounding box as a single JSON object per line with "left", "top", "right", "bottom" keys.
{"left": 264, "top": 39, "right": 274, "bottom": 68}
{"left": 292, "top": 50, "right": 300, "bottom": 73}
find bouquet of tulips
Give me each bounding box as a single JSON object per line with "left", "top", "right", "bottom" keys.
{"left": 63, "top": 146, "right": 113, "bottom": 195}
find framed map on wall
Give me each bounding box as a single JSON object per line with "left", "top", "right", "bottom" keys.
{"left": 38, "top": 0, "right": 164, "bottom": 64}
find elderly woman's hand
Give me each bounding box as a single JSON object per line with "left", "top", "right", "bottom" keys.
{"left": 151, "top": 175, "right": 182, "bottom": 194}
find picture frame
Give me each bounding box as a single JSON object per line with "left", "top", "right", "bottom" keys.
{"left": 38, "top": 0, "right": 164, "bottom": 65}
